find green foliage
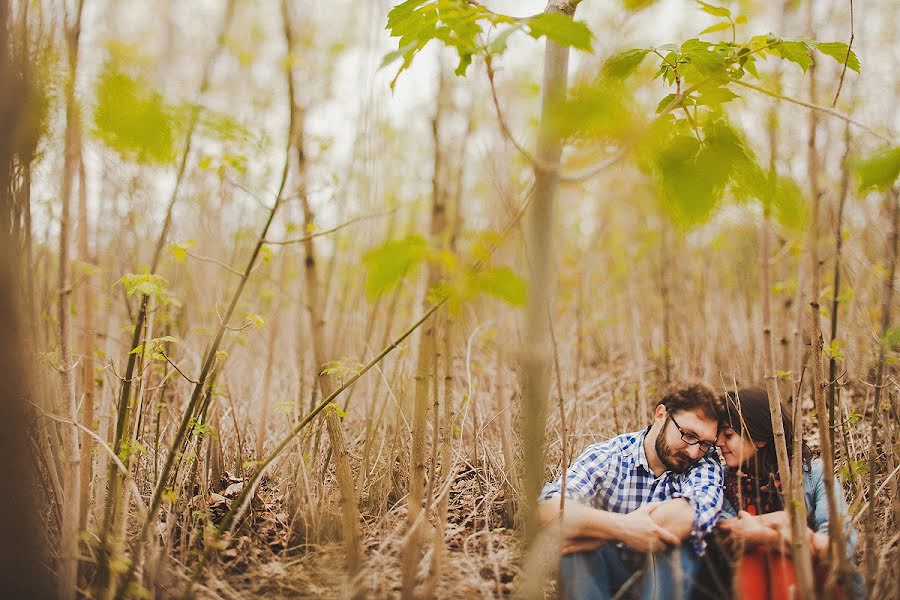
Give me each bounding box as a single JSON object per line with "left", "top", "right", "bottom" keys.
{"left": 553, "top": 77, "right": 635, "bottom": 141}
{"left": 602, "top": 49, "right": 651, "bottom": 79}
{"left": 130, "top": 335, "right": 178, "bottom": 361}
{"left": 815, "top": 42, "right": 860, "bottom": 73}
{"left": 770, "top": 175, "right": 808, "bottom": 232}
{"left": 468, "top": 266, "right": 527, "bottom": 306}
{"left": 244, "top": 312, "right": 266, "bottom": 329}
{"left": 649, "top": 119, "right": 751, "bottom": 229}
{"left": 117, "top": 272, "right": 170, "bottom": 299}
{"left": 383, "top": 0, "right": 512, "bottom": 85}
{"left": 167, "top": 240, "right": 196, "bottom": 263}
{"left": 525, "top": 12, "right": 593, "bottom": 52}
{"left": 93, "top": 64, "right": 177, "bottom": 164}
{"left": 824, "top": 339, "right": 845, "bottom": 361}
{"left": 849, "top": 146, "right": 900, "bottom": 192}
{"left": 678, "top": 38, "right": 728, "bottom": 85}
{"left": 883, "top": 327, "right": 900, "bottom": 352}
{"left": 362, "top": 235, "right": 428, "bottom": 298}
{"left": 326, "top": 403, "right": 349, "bottom": 418}
{"left": 320, "top": 357, "right": 365, "bottom": 381}
{"left": 620, "top": 0, "right": 658, "bottom": 10}
{"left": 695, "top": 1, "right": 730, "bottom": 18}
{"left": 383, "top": 0, "right": 592, "bottom": 86}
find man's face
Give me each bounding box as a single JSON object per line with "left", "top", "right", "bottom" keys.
{"left": 654, "top": 408, "right": 719, "bottom": 473}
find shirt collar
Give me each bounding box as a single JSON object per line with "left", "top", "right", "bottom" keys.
{"left": 633, "top": 425, "right": 654, "bottom": 474}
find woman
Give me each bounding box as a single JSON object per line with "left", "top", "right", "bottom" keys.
{"left": 692, "top": 387, "right": 862, "bottom": 599}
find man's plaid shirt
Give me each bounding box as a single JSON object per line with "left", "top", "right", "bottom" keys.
{"left": 539, "top": 427, "right": 724, "bottom": 554}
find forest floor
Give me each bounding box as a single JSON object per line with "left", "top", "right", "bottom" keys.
{"left": 180, "top": 463, "right": 526, "bottom": 599}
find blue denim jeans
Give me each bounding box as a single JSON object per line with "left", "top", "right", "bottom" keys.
{"left": 559, "top": 544, "right": 699, "bottom": 600}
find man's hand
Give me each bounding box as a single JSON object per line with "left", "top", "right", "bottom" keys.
{"left": 614, "top": 503, "right": 681, "bottom": 553}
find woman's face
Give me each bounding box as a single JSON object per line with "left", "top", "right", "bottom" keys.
{"left": 716, "top": 426, "right": 763, "bottom": 468}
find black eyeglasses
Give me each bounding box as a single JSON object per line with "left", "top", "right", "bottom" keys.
{"left": 668, "top": 412, "right": 716, "bottom": 453}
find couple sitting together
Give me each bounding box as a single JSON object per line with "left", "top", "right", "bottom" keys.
{"left": 538, "top": 383, "right": 863, "bottom": 599}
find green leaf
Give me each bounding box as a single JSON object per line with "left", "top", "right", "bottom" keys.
{"left": 130, "top": 335, "right": 178, "bottom": 356}
{"left": 824, "top": 339, "right": 845, "bottom": 361}
{"left": 695, "top": 86, "right": 740, "bottom": 106}
{"left": 471, "top": 266, "right": 527, "bottom": 306}
{"left": 488, "top": 25, "right": 519, "bottom": 55}
{"left": 93, "top": 64, "right": 178, "bottom": 164}
{"left": 655, "top": 93, "right": 680, "bottom": 114}
{"left": 167, "top": 240, "right": 196, "bottom": 263}
{"left": 320, "top": 357, "right": 365, "bottom": 380}
{"left": 117, "top": 273, "right": 169, "bottom": 299}
{"left": 244, "top": 312, "right": 266, "bottom": 329}
{"left": 699, "top": 22, "right": 733, "bottom": 36}
{"left": 815, "top": 42, "right": 860, "bottom": 73}
{"left": 848, "top": 146, "right": 900, "bottom": 192}
{"left": 773, "top": 40, "right": 813, "bottom": 72}
{"left": 770, "top": 175, "right": 809, "bottom": 232}
{"left": 883, "top": 327, "right": 900, "bottom": 352}
{"left": 621, "top": 0, "right": 658, "bottom": 10}
{"left": 695, "top": 1, "right": 731, "bottom": 18}
{"left": 327, "top": 403, "right": 349, "bottom": 419}
{"left": 602, "top": 48, "right": 651, "bottom": 79}
{"left": 652, "top": 120, "right": 749, "bottom": 229}
{"left": 363, "top": 236, "right": 428, "bottom": 298}
{"left": 680, "top": 38, "right": 728, "bottom": 84}
{"left": 526, "top": 12, "right": 594, "bottom": 52}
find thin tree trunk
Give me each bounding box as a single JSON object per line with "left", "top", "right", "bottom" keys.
{"left": 762, "top": 88, "right": 812, "bottom": 597}
{"left": 520, "top": 0, "right": 576, "bottom": 552}
{"left": 76, "top": 142, "right": 94, "bottom": 533}
{"left": 96, "top": 3, "right": 236, "bottom": 591}
{"left": 281, "top": 0, "right": 363, "bottom": 587}
{"left": 58, "top": 2, "right": 85, "bottom": 597}
{"left": 865, "top": 187, "right": 898, "bottom": 584}
{"left": 255, "top": 253, "right": 288, "bottom": 460}
{"left": 403, "top": 57, "right": 449, "bottom": 600}
{"left": 807, "top": 47, "right": 845, "bottom": 597}
{"left": 825, "top": 123, "right": 854, "bottom": 588}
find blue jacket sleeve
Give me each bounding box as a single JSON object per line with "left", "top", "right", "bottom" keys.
{"left": 804, "top": 459, "right": 858, "bottom": 556}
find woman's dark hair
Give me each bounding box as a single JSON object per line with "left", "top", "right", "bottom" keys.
{"left": 719, "top": 387, "right": 812, "bottom": 478}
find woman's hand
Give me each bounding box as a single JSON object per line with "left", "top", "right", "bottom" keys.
{"left": 809, "top": 530, "right": 829, "bottom": 559}
{"left": 719, "top": 511, "right": 790, "bottom": 549}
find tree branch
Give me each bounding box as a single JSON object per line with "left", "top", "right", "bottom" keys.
{"left": 731, "top": 78, "right": 891, "bottom": 142}
{"left": 831, "top": 0, "right": 854, "bottom": 108}
{"left": 263, "top": 208, "right": 396, "bottom": 245}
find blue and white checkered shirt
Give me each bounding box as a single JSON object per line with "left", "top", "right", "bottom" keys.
{"left": 539, "top": 427, "right": 724, "bottom": 554}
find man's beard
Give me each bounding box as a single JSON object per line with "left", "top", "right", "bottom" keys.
{"left": 656, "top": 433, "right": 695, "bottom": 474}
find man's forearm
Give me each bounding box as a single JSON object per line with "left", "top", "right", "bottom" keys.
{"left": 647, "top": 499, "right": 693, "bottom": 542}
{"left": 537, "top": 497, "right": 624, "bottom": 543}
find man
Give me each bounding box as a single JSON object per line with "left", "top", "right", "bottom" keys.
{"left": 538, "top": 383, "right": 724, "bottom": 599}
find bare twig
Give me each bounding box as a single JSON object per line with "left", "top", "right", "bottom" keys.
{"left": 263, "top": 208, "right": 396, "bottom": 245}
{"left": 29, "top": 401, "right": 148, "bottom": 516}
{"left": 831, "top": 0, "right": 855, "bottom": 108}
{"left": 185, "top": 250, "right": 244, "bottom": 277}
{"left": 731, "top": 78, "right": 890, "bottom": 142}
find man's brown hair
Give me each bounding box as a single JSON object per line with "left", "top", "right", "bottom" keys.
{"left": 655, "top": 382, "right": 721, "bottom": 421}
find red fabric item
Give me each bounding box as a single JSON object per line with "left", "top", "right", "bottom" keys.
{"left": 735, "top": 548, "right": 845, "bottom": 599}
{"left": 735, "top": 547, "right": 797, "bottom": 600}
